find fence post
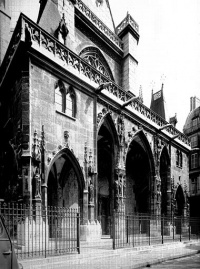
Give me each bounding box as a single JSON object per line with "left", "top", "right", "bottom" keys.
{"left": 133, "top": 216, "right": 134, "bottom": 247}
{"left": 180, "top": 217, "right": 182, "bottom": 242}
{"left": 126, "top": 215, "right": 128, "bottom": 244}
{"left": 77, "top": 212, "right": 80, "bottom": 254}
{"left": 149, "top": 217, "right": 151, "bottom": 246}
{"left": 112, "top": 210, "right": 116, "bottom": 250}
{"left": 161, "top": 215, "right": 164, "bottom": 244}
{"left": 188, "top": 218, "right": 190, "bottom": 241}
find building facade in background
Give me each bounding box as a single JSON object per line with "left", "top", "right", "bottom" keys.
{"left": 183, "top": 96, "right": 200, "bottom": 218}
{"left": 0, "top": 0, "right": 191, "bottom": 240}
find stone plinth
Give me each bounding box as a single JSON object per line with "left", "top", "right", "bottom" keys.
{"left": 80, "top": 221, "right": 101, "bottom": 241}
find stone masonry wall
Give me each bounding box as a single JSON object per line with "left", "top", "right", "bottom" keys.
{"left": 30, "top": 63, "right": 94, "bottom": 175}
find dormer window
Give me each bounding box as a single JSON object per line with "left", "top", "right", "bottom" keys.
{"left": 55, "top": 80, "right": 76, "bottom": 118}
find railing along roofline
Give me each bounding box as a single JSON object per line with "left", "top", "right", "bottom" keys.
{"left": 0, "top": 13, "right": 190, "bottom": 147}
{"left": 75, "top": 0, "right": 123, "bottom": 50}
{"left": 116, "top": 12, "right": 139, "bottom": 35}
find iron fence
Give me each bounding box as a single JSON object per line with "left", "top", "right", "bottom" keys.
{"left": 0, "top": 203, "right": 80, "bottom": 259}
{"left": 113, "top": 212, "right": 200, "bottom": 249}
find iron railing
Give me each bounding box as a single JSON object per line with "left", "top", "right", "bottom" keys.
{"left": 0, "top": 203, "right": 80, "bottom": 260}
{"left": 113, "top": 212, "right": 200, "bottom": 249}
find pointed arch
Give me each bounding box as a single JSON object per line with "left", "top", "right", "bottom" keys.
{"left": 160, "top": 146, "right": 170, "bottom": 166}
{"left": 46, "top": 147, "right": 85, "bottom": 192}
{"left": 97, "top": 112, "right": 120, "bottom": 148}
{"left": 125, "top": 130, "right": 155, "bottom": 215}
{"left": 126, "top": 130, "right": 155, "bottom": 175}
{"left": 97, "top": 112, "right": 119, "bottom": 235}
{"left": 160, "top": 145, "right": 171, "bottom": 216}
{"left": 175, "top": 185, "right": 185, "bottom": 216}
{"left": 79, "top": 47, "right": 114, "bottom": 81}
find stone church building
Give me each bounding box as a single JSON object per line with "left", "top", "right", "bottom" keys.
{"left": 0, "top": 0, "right": 191, "bottom": 240}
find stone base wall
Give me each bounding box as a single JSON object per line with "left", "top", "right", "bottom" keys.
{"left": 80, "top": 221, "right": 101, "bottom": 241}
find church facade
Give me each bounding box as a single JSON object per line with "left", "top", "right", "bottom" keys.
{"left": 0, "top": 0, "right": 191, "bottom": 240}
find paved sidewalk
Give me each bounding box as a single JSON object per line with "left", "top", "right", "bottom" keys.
{"left": 20, "top": 240, "right": 200, "bottom": 269}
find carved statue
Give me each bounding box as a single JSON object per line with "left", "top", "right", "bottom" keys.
{"left": 33, "top": 167, "right": 41, "bottom": 199}
{"left": 89, "top": 180, "right": 94, "bottom": 203}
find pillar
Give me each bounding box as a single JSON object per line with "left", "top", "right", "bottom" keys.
{"left": 116, "top": 13, "right": 139, "bottom": 95}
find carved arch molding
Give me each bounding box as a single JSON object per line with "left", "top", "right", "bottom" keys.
{"left": 79, "top": 47, "right": 114, "bottom": 81}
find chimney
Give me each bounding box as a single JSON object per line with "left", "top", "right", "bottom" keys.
{"left": 190, "top": 96, "right": 200, "bottom": 112}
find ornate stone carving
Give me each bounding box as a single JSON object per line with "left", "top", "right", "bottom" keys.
{"left": 97, "top": 107, "right": 108, "bottom": 126}
{"left": 117, "top": 114, "right": 125, "bottom": 146}
{"left": 127, "top": 126, "right": 137, "bottom": 144}
{"left": 80, "top": 47, "right": 114, "bottom": 80}
{"left": 55, "top": 14, "right": 69, "bottom": 45}
{"left": 115, "top": 169, "right": 126, "bottom": 210}
{"left": 32, "top": 130, "right": 41, "bottom": 162}
{"left": 33, "top": 167, "right": 41, "bottom": 199}
{"left": 84, "top": 144, "right": 95, "bottom": 203}
{"left": 31, "top": 126, "right": 46, "bottom": 201}
{"left": 3, "top": 14, "right": 191, "bottom": 148}
{"left": 76, "top": 0, "right": 123, "bottom": 49}
{"left": 116, "top": 12, "right": 139, "bottom": 35}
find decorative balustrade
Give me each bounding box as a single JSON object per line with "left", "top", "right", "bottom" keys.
{"left": 0, "top": 14, "right": 190, "bottom": 147}
{"left": 116, "top": 13, "right": 139, "bottom": 35}
{"left": 76, "top": 0, "right": 123, "bottom": 50}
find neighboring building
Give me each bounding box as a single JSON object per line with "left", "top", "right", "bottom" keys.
{"left": 183, "top": 96, "right": 200, "bottom": 218}
{"left": 150, "top": 84, "right": 166, "bottom": 121}
{"left": 0, "top": 0, "right": 191, "bottom": 241}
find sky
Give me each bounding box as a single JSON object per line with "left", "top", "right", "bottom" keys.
{"left": 12, "top": 0, "right": 200, "bottom": 132}
{"left": 109, "top": 0, "right": 200, "bottom": 131}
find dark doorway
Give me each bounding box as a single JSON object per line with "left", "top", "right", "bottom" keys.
{"left": 97, "top": 121, "right": 114, "bottom": 235}
{"left": 175, "top": 185, "right": 185, "bottom": 216}
{"left": 126, "top": 139, "right": 150, "bottom": 215}
{"left": 160, "top": 147, "right": 170, "bottom": 216}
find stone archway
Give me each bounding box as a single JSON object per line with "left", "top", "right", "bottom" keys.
{"left": 160, "top": 146, "right": 171, "bottom": 216}
{"left": 175, "top": 185, "right": 185, "bottom": 216}
{"left": 125, "top": 131, "right": 155, "bottom": 215}
{"left": 97, "top": 113, "right": 119, "bottom": 235}
{"left": 46, "top": 148, "right": 84, "bottom": 217}
{"left": 174, "top": 185, "right": 185, "bottom": 234}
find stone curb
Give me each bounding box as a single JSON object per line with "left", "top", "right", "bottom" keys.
{"left": 20, "top": 241, "right": 200, "bottom": 269}
{"left": 130, "top": 249, "right": 200, "bottom": 269}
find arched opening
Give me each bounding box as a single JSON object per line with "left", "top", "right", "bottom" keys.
{"left": 175, "top": 185, "right": 185, "bottom": 216}
{"left": 47, "top": 149, "right": 84, "bottom": 238}
{"left": 97, "top": 114, "right": 118, "bottom": 235}
{"left": 126, "top": 132, "right": 153, "bottom": 215}
{"left": 160, "top": 147, "right": 171, "bottom": 216}
{"left": 175, "top": 185, "right": 185, "bottom": 234}
{"left": 79, "top": 47, "right": 114, "bottom": 81}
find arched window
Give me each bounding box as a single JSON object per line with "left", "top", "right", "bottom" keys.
{"left": 55, "top": 80, "right": 76, "bottom": 118}
{"left": 79, "top": 47, "right": 114, "bottom": 81}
